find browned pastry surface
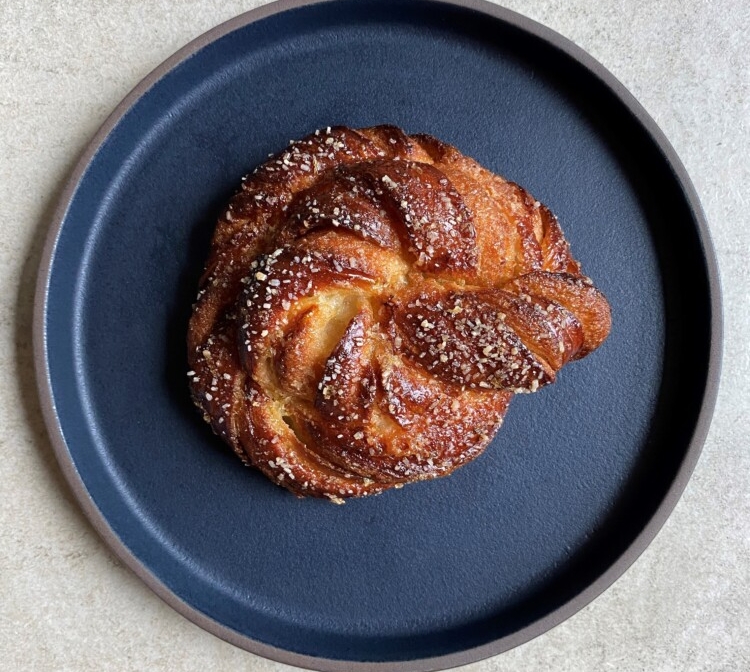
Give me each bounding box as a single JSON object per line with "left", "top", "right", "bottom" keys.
{"left": 187, "top": 125, "right": 611, "bottom": 502}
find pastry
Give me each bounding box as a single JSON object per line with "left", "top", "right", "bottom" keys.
{"left": 187, "top": 125, "right": 611, "bottom": 502}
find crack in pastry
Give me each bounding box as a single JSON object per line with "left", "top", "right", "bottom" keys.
{"left": 187, "top": 125, "right": 611, "bottom": 501}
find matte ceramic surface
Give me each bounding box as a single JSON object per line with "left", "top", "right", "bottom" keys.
{"left": 35, "top": 0, "right": 720, "bottom": 669}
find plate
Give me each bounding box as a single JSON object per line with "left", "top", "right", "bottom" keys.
{"left": 34, "top": 0, "right": 721, "bottom": 669}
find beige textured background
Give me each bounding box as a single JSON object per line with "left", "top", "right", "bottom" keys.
{"left": 2, "top": 0, "right": 748, "bottom": 670}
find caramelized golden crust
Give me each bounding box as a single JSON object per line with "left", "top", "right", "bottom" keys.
{"left": 187, "top": 125, "right": 611, "bottom": 501}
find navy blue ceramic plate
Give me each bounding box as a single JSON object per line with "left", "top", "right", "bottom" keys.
{"left": 35, "top": 0, "right": 720, "bottom": 669}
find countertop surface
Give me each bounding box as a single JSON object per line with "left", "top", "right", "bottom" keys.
{"left": 1, "top": 1, "right": 748, "bottom": 670}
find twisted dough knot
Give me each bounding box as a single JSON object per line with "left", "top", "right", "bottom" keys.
{"left": 188, "top": 126, "right": 611, "bottom": 501}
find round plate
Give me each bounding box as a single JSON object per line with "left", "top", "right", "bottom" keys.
{"left": 34, "top": 0, "right": 721, "bottom": 669}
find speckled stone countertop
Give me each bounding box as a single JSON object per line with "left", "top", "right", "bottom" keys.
{"left": 1, "top": 1, "right": 748, "bottom": 670}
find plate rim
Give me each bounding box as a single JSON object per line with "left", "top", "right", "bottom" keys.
{"left": 32, "top": 0, "right": 723, "bottom": 670}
